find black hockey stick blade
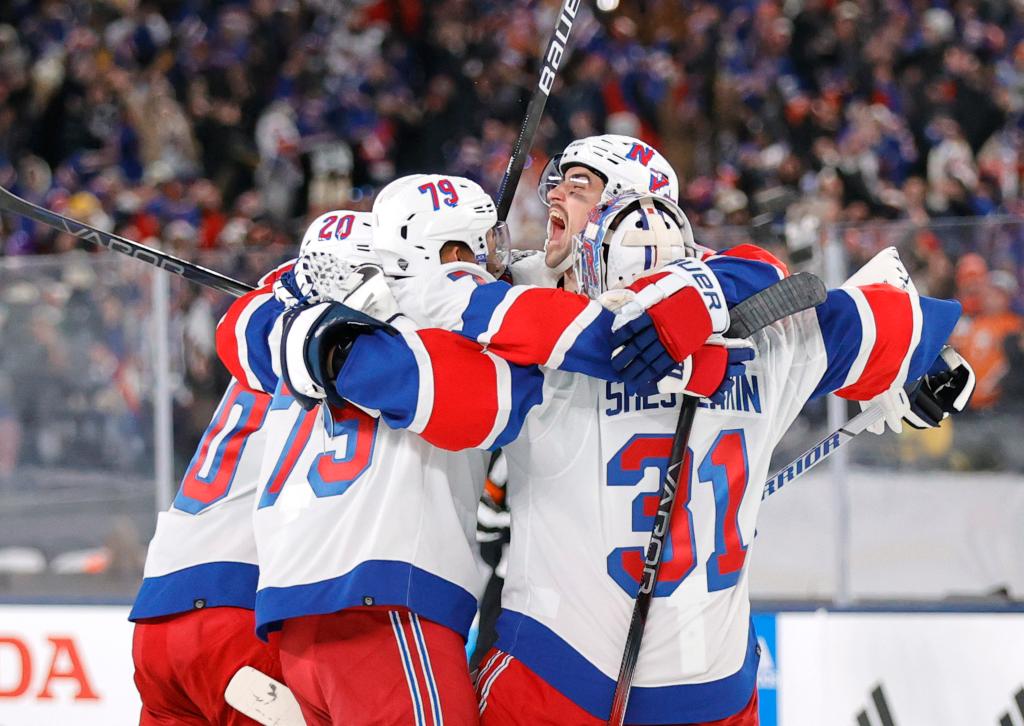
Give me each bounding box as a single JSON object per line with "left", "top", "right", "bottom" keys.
{"left": 607, "top": 271, "right": 827, "bottom": 726}
{"left": 0, "top": 185, "right": 254, "bottom": 297}
{"left": 725, "top": 271, "right": 826, "bottom": 339}
{"left": 495, "top": 0, "right": 582, "bottom": 221}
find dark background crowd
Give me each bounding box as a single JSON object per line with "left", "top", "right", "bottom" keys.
{"left": 0, "top": 0, "right": 1023, "bottom": 479}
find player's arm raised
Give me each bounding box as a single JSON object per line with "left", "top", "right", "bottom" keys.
{"left": 806, "top": 283, "right": 962, "bottom": 404}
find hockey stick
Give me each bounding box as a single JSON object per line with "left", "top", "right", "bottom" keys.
{"left": 761, "top": 405, "right": 883, "bottom": 500}
{"left": 607, "top": 272, "right": 827, "bottom": 726}
{"left": 0, "top": 185, "right": 254, "bottom": 297}
{"left": 494, "top": 0, "right": 582, "bottom": 221}
{"left": 225, "top": 666, "right": 306, "bottom": 726}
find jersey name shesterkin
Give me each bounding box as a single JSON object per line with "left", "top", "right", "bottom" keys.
{"left": 332, "top": 257, "right": 961, "bottom": 724}
{"left": 130, "top": 261, "right": 292, "bottom": 621}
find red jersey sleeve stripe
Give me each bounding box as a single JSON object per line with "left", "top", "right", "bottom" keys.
{"left": 483, "top": 288, "right": 592, "bottom": 367}
{"left": 216, "top": 287, "right": 269, "bottom": 390}
{"left": 835, "top": 284, "right": 915, "bottom": 399}
{"left": 417, "top": 330, "right": 501, "bottom": 451}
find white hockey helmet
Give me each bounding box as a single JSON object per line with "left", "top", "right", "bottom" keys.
{"left": 538, "top": 134, "right": 679, "bottom": 206}
{"left": 299, "top": 210, "right": 376, "bottom": 262}
{"left": 573, "top": 192, "right": 698, "bottom": 299}
{"left": 371, "top": 174, "right": 509, "bottom": 277}
{"left": 289, "top": 210, "right": 380, "bottom": 302}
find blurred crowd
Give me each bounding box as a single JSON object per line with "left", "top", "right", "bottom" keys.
{"left": 3, "top": 0, "right": 1024, "bottom": 250}
{"left": 1, "top": 0, "right": 1024, "bottom": 472}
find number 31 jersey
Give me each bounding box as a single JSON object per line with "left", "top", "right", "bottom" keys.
{"left": 335, "top": 282, "right": 961, "bottom": 724}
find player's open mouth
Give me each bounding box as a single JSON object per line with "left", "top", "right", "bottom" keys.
{"left": 547, "top": 206, "right": 567, "bottom": 244}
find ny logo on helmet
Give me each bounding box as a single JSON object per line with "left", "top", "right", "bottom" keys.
{"left": 626, "top": 143, "right": 655, "bottom": 166}
{"left": 649, "top": 171, "right": 670, "bottom": 194}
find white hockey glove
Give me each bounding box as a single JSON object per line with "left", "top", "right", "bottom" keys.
{"left": 280, "top": 302, "right": 398, "bottom": 411}
{"left": 860, "top": 386, "right": 913, "bottom": 435}
{"left": 276, "top": 256, "right": 400, "bottom": 322}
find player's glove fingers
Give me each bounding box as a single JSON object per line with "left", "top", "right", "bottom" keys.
{"left": 622, "top": 349, "right": 677, "bottom": 395}
{"left": 905, "top": 346, "right": 975, "bottom": 428}
{"left": 610, "top": 313, "right": 655, "bottom": 350}
{"left": 860, "top": 386, "right": 908, "bottom": 435}
{"left": 611, "top": 322, "right": 662, "bottom": 374}
{"left": 724, "top": 346, "right": 755, "bottom": 376}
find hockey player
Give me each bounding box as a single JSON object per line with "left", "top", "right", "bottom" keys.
{"left": 277, "top": 191, "right": 970, "bottom": 726}
{"left": 215, "top": 171, "right": 755, "bottom": 725}
{"left": 217, "top": 181, "right": 518, "bottom": 726}
{"left": 130, "top": 304, "right": 288, "bottom": 722}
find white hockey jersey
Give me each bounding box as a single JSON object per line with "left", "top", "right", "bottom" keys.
{"left": 217, "top": 263, "right": 509, "bottom": 640}
{"left": 333, "top": 267, "right": 961, "bottom": 723}
{"left": 131, "top": 265, "right": 290, "bottom": 621}
{"left": 130, "top": 379, "right": 271, "bottom": 620}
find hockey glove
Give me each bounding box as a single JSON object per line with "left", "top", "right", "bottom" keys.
{"left": 860, "top": 346, "right": 975, "bottom": 434}
{"left": 280, "top": 302, "right": 398, "bottom": 411}
{"left": 904, "top": 346, "right": 976, "bottom": 429}
{"left": 644, "top": 339, "right": 755, "bottom": 402}
{"left": 607, "top": 259, "right": 730, "bottom": 385}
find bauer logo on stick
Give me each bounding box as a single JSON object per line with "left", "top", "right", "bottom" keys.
{"left": 539, "top": 0, "right": 581, "bottom": 95}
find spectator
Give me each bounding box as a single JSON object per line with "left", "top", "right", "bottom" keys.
{"left": 951, "top": 266, "right": 1023, "bottom": 410}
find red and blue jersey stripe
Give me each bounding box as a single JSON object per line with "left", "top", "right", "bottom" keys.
{"left": 216, "top": 281, "right": 287, "bottom": 394}
{"left": 338, "top": 328, "right": 544, "bottom": 452}
{"left": 811, "top": 286, "right": 960, "bottom": 400}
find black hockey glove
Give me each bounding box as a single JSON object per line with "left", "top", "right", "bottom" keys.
{"left": 280, "top": 302, "right": 398, "bottom": 411}
{"left": 904, "top": 346, "right": 976, "bottom": 429}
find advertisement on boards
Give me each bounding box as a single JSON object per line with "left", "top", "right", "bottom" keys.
{"left": 0, "top": 605, "right": 139, "bottom": 725}
{"left": 776, "top": 611, "right": 1024, "bottom": 726}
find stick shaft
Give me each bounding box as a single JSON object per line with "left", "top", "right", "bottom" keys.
{"left": 494, "top": 0, "right": 583, "bottom": 221}
{"left": 0, "top": 186, "right": 253, "bottom": 297}
{"left": 607, "top": 396, "right": 697, "bottom": 726}
{"left": 761, "top": 405, "right": 884, "bottom": 500}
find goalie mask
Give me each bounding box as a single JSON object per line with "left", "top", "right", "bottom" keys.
{"left": 372, "top": 174, "right": 511, "bottom": 278}
{"left": 537, "top": 134, "right": 679, "bottom": 207}
{"left": 573, "top": 193, "right": 697, "bottom": 300}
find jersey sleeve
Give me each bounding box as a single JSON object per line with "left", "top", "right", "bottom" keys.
{"left": 456, "top": 280, "right": 620, "bottom": 379}
{"left": 809, "top": 284, "right": 961, "bottom": 400}
{"left": 215, "top": 266, "right": 292, "bottom": 394}
{"left": 335, "top": 328, "right": 545, "bottom": 452}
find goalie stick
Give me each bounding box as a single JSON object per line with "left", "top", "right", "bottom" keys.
{"left": 494, "top": 0, "right": 582, "bottom": 221}
{"left": 0, "top": 185, "right": 253, "bottom": 297}
{"left": 607, "top": 272, "right": 827, "bottom": 726}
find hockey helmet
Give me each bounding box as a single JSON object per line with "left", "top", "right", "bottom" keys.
{"left": 573, "top": 193, "right": 697, "bottom": 299}
{"left": 290, "top": 210, "right": 379, "bottom": 302}
{"left": 372, "top": 174, "right": 510, "bottom": 277}
{"left": 538, "top": 134, "right": 679, "bottom": 207}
